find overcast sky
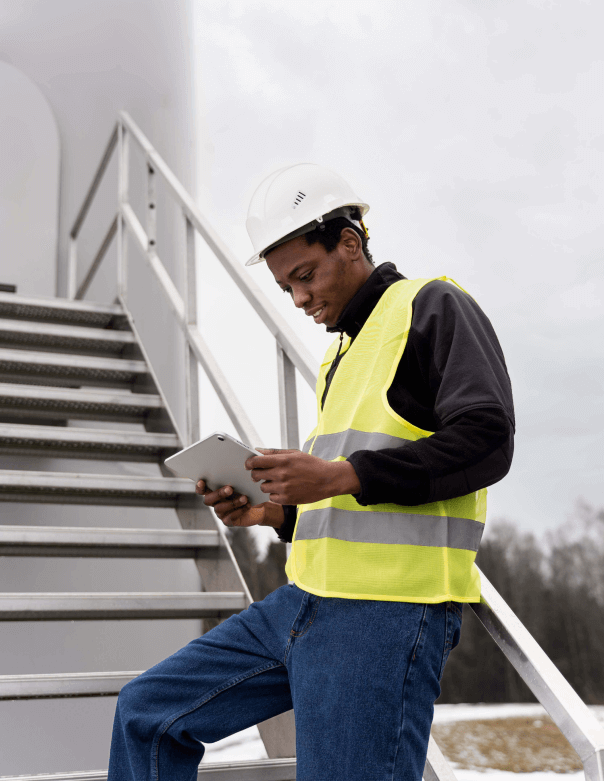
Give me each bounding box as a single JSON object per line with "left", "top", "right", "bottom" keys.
{"left": 190, "top": 0, "right": 603, "bottom": 550}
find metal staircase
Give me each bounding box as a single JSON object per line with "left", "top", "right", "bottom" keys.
{"left": 0, "top": 112, "right": 602, "bottom": 780}
{"left": 0, "top": 290, "right": 293, "bottom": 779}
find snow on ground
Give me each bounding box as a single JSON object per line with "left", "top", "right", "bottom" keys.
{"left": 434, "top": 702, "right": 604, "bottom": 725}
{"left": 200, "top": 704, "right": 604, "bottom": 769}
{"left": 453, "top": 770, "right": 583, "bottom": 781}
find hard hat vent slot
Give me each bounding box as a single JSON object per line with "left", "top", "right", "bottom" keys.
{"left": 292, "top": 191, "right": 306, "bottom": 208}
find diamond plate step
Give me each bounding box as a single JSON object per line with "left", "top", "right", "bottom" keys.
{"left": 0, "top": 759, "right": 297, "bottom": 781}
{"left": 0, "top": 424, "right": 179, "bottom": 461}
{"left": 0, "top": 592, "right": 246, "bottom": 620}
{"left": 0, "top": 384, "right": 163, "bottom": 424}
{"left": 0, "top": 318, "right": 136, "bottom": 355}
{"left": 0, "top": 348, "right": 148, "bottom": 388}
{"left": 0, "top": 471, "right": 195, "bottom": 506}
{"left": 0, "top": 670, "right": 140, "bottom": 699}
{"left": 0, "top": 291, "right": 127, "bottom": 329}
{"left": 0, "top": 525, "right": 218, "bottom": 557}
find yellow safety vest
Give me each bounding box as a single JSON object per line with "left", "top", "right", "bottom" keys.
{"left": 285, "top": 277, "right": 486, "bottom": 603}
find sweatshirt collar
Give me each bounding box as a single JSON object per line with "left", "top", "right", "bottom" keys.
{"left": 327, "top": 262, "right": 406, "bottom": 339}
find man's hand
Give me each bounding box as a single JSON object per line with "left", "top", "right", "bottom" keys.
{"left": 195, "top": 480, "right": 285, "bottom": 530}
{"left": 245, "top": 448, "right": 361, "bottom": 505}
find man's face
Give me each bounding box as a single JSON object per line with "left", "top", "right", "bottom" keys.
{"left": 265, "top": 230, "right": 370, "bottom": 328}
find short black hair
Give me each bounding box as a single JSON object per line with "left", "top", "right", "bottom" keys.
{"left": 303, "top": 207, "right": 374, "bottom": 265}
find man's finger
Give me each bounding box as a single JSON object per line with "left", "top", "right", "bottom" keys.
{"left": 255, "top": 448, "right": 298, "bottom": 454}
{"left": 250, "top": 468, "right": 275, "bottom": 483}
{"left": 213, "top": 495, "right": 248, "bottom": 515}
{"left": 201, "top": 485, "right": 234, "bottom": 507}
{"left": 245, "top": 454, "right": 288, "bottom": 471}
{"left": 220, "top": 506, "right": 249, "bottom": 526}
{"left": 245, "top": 448, "right": 300, "bottom": 470}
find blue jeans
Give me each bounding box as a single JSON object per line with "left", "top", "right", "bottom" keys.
{"left": 108, "top": 584, "right": 461, "bottom": 781}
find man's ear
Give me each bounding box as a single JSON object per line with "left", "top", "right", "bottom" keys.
{"left": 339, "top": 227, "right": 363, "bottom": 260}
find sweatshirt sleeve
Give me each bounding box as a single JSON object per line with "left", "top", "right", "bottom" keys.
{"left": 274, "top": 504, "right": 297, "bottom": 543}
{"left": 347, "top": 406, "right": 513, "bottom": 506}
{"left": 346, "top": 280, "right": 515, "bottom": 506}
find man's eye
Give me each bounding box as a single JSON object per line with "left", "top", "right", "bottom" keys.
{"left": 282, "top": 287, "right": 292, "bottom": 296}
{"left": 300, "top": 273, "right": 312, "bottom": 282}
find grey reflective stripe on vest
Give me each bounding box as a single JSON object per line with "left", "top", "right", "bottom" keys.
{"left": 296, "top": 507, "right": 484, "bottom": 552}
{"left": 302, "top": 429, "right": 415, "bottom": 459}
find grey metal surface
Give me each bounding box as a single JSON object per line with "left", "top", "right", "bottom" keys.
{"left": 69, "top": 125, "right": 119, "bottom": 250}
{"left": 0, "top": 347, "right": 148, "bottom": 387}
{"left": 0, "top": 384, "right": 163, "bottom": 423}
{"left": 0, "top": 423, "right": 179, "bottom": 460}
{"left": 473, "top": 571, "right": 604, "bottom": 780}
{"left": 116, "top": 121, "right": 130, "bottom": 303}
{"left": 0, "top": 470, "right": 197, "bottom": 507}
{"left": 117, "top": 300, "right": 186, "bottom": 442}
{"left": 0, "top": 759, "right": 297, "bottom": 781}
{"left": 0, "top": 670, "right": 140, "bottom": 700}
{"left": 0, "top": 524, "right": 218, "bottom": 557}
{"left": 0, "top": 291, "right": 124, "bottom": 328}
{"left": 118, "top": 206, "right": 262, "bottom": 444}
{"left": 424, "top": 736, "right": 459, "bottom": 781}
{"left": 185, "top": 214, "right": 201, "bottom": 445}
{"left": 0, "top": 317, "right": 135, "bottom": 354}
{"left": 75, "top": 215, "right": 118, "bottom": 302}
{"left": 118, "top": 111, "right": 319, "bottom": 389}
{"left": 123, "top": 206, "right": 262, "bottom": 443}
{"left": 0, "top": 592, "right": 246, "bottom": 620}
{"left": 276, "top": 343, "right": 300, "bottom": 450}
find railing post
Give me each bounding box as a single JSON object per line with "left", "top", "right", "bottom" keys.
{"left": 276, "top": 343, "right": 300, "bottom": 450}
{"left": 117, "top": 122, "right": 130, "bottom": 302}
{"left": 184, "top": 214, "right": 200, "bottom": 445}
{"left": 67, "top": 236, "right": 77, "bottom": 300}
{"left": 146, "top": 158, "right": 157, "bottom": 254}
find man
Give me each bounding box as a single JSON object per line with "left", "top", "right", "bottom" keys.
{"left": 108, "top": 164, "right": 514, "bottom": 781}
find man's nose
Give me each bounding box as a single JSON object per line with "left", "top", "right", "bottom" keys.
{"left": 292, "top": 288, "right": 311, "bottom": 308}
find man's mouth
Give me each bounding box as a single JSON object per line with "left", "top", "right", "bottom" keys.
{"left": 307, "top": 305, "right": 326, "bottom": 322}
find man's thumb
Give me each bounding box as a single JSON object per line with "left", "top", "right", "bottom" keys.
{"left": 255, "top": 447, "right": 298, "bottom": 455}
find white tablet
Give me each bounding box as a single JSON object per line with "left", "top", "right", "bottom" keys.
{"left": 163, "top": 432, "right": 267, "bottom": 507}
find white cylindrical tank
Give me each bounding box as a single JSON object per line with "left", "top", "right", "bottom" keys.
{"left": 0, "top": 1, "right": 207, "bottom": 774}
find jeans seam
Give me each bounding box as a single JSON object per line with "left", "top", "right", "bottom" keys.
{"left": 391, "top": 605, "right": 429, "bottom": 779}
{"left": 412, "top": 604, "right": 428, "bottom": 662}
{"left": 450, "top": 602, "right": 463, "bottom": 620}
{"left": 290, "top": 598, "right": 322, "bottom": 637}
{"left": 151, "top": 660, "right": 283, "bottom": 781}
{"left": 438, "top": 605, "right": 456, "bottom": 681}
{"left": 288, "top": 591, "right": 310, "bottom": 634}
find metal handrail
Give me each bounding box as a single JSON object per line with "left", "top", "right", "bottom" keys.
{"left": 68, "top": 113, "right": 604, "bottom": 781}
{"left": 472, "top": 574, "right": 604, "bottom": 780}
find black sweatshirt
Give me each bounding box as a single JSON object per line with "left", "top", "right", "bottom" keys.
{"left": 276, "top": 262, "right": 515, "bottom": 543}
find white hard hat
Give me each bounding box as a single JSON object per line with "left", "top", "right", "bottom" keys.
{"left": 245, "top": 163, "right": 370, "bottom": 266}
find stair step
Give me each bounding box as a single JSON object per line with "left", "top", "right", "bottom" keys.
{"left": 0, "top": 759, "right": 297, "bottom": 781}
{"left": 0, "top": 384, "right": 163, "bottom": 424}
{"left": 0, "top": 424, "right": 179, "bottom": 461}
{"left": 0, "top": 291, "right": 126, "bottom": 329}
{"left": 0, "top": 318, "right": 135, "bottom": 355}
{"left": 0, "top": 592, "right": 247, "bottom": 620}
{"left": 0, "top": 348, "right": 148, "bottom": 388}
{"left": 0, "top": 525, "right": 218, "bottom": 557}
{"left": 0, "top": 471, "right": 196, "bottom": 506}
{"left": 0, "top": 670, "right": 140, "bottom": 699}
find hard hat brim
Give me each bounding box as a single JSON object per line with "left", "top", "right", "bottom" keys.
{"left": 245, "top": 203, "right": 369, "bottom": 266}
